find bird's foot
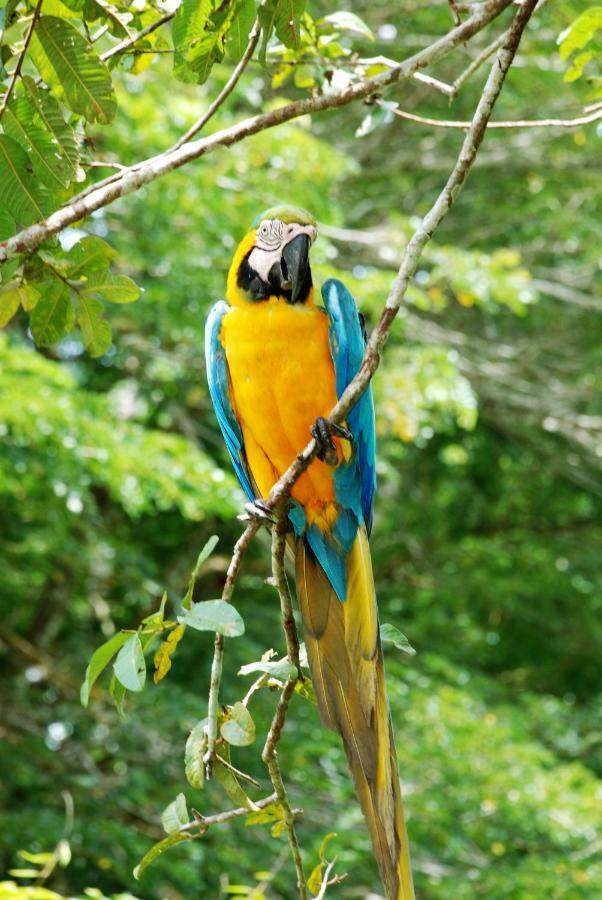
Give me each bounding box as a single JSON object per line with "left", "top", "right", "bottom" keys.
{"left": 311, "top": 417, "right": 353, "bottom": 466}
{"left": 238, "top": 498, "right": 276, "bottom": 525}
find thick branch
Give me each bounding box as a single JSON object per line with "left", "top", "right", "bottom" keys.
{"left": 0, "top": 0, "right": 44, "bottom": 122}
{"left": 0, "top": 0, "right": 513, "bottom": 263}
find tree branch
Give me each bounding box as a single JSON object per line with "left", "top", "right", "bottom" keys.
{"left": 451, "top": 0, "right": 550, "bottom": 96}
{"left": 262, "top": 507, "right": 306, "bottom": 897}
{"left": 0, "top": 0, "right": 514, "bottom": 263}
{"left": 180, "top": 792, "right": 277, "bottom": 834}
{"left": 100, "top": 12, "right": 174, "bottom": 62}
{"left": 0, "top": 0, "right": 44, "bottom": 122}
{"left": 172, "top": 6, "right": 264, "bottom": 151}
{"left": 203, "top": 520, "right": 260, "bottom": 778}
{"left": 384, "top": 102, "right": 602, "bottom": 130}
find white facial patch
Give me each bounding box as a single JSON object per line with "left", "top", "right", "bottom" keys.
{"left": 247, "top": 219, "right": 317, "bottom": 282}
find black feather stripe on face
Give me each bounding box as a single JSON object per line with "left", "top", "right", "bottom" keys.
{"left": 236, "top": 251, "right": 270, "bottom": 302}
{"left": 236, "top": 249, "right": 313, "bottom": 304}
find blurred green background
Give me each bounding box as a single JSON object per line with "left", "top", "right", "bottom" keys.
{"left": 1, "top": 1, "right": 601, "bottom": 897}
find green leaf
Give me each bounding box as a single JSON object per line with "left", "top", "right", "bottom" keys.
{"left": 0, "top": 210, "right": 16, "bottom": 241}
{"left": 109, "top": 671, "right": 127, "bottom": 716}
{"left": 558, "top": 8, "right": 602, "bottom": 60}
{"left": 322, "top": 11, "right": 374, "bottom": 41}
{"left": 161, "top": 792, "right": 189, "bottom": 834}
{"left": 214, "top": 741, "right": 255, "bottom": 808}
{"left": 4, "top": 91, "right": 73, "bottom": 190}
{"left": 133, "top": 831, "right": 191, "bottom": 879}
{"left": 220, "top": 701, "right": 256, "bottom": 746}
{"left": 259, "top": 0, "right": 306, "bottom": 56}
{"left": 30, "top": 281, "right": 74, "bottom": 346}
{"left": 225, "top": 0, "right": 256, "bottom": 61}
{"left": 0, "top": 134, "right": 52, "bottom": 226}
{"left": 80, "top": 630, "right": 130, "bottom": 706}
{"left": 30, "top": 16, "right": 117, "bottom": 123}
{"left": 380, "top": 622, "right": 416, "bottom": 656}
{"left": 307, "top": 832, "right": 338, "bottom": 893}
{"left": 185, "top": 718, "right": 208, "bottom": 789}
{"left": 80, "top": 270, "right": 140, "bottom": 303}
{"left": 113, "top": 633, "right": 146, "bottom": 692}
{"left": 22, "top": 76, "right": 81, "bottom": 177}
{"left": 172, "top": 0, "right": 212, "bottom": 51}
{"left": 0, "top": 282, "right": 21, "bottom": 326}
{"left": 179, "top": 599, "right": 245, "bottom": 637}
{"left": 245, "top": 801, "right": 286, "bottom": 836}
{"left": 17, "top": 282, "right": 42, "bottom": 311}
{"left": 77, "top": 294, "right": 112, "bottom": 357}
{"left": 192, "top": 534, "right": 219, "bottom": 577}
{"left": 64, "top": 234, "right": 117, "bottom": 276}
{"left": 153, "top": 623, "right": 186, "bottom": 683}
{"left": 174, "top": 0, "right": 241, "bottom": 84}
{"left": 238, "top": 656, "right": 297, "bottom": 680}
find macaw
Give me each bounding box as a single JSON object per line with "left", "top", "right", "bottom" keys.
{"left": 205, "top": 205, "right": 414, "bottom": 899}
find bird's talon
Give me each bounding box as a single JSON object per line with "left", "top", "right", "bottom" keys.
{"left": 243, "top": 499, "right": 276, "bottom": 525}
{"left": 311, "top": 416, "right": 352, "bottom": 465}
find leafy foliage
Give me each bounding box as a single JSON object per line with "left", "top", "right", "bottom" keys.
{"left": 1, "top": 0, "right": 602, "bottom": 898}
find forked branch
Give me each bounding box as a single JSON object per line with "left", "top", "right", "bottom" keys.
{"left": 201, "top": 1, "right": 539, "bottom": 895}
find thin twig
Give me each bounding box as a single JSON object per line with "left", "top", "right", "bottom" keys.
{"left": 261, "top": 507, "right": 306, "bottom": 898}
{"left": 100, "top": 12, "right": 174, "bottom": 62}
{"left": 0, "top": 0, "right": 44, "bottom": 122}
{"left": 172, "top": 7, "right": 264, "bottom": 151}
{"left": 214, "top": 753, "right": 261, "bottom": 788}
{"left": 312, "top": 858, "right": 347, "bottom": 900}
{"left": 448, "top": 0, "right": 462, "bottom": 27}
{"left": 413, "top": 70, "right": 456, "bottom": 97}
{"left": 384, "top": 102, "right": 602, "bottom": 130}
{"left": 180, "top": 792, "right": 277, "bottom": 834}
{"left": 203, "top": 521, "right": 260, "bottom": 777}
{"left": 451, "top": 0, "right": 551, "bottom": 96}
{"left": 0, "top": 0, "right": 515, "bottom": 263}
{"left": 452, "top": 26, "right": 506, "bottom": 96}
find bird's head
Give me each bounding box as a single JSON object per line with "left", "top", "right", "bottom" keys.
{"left": 226, "top": 205, "right": 317, "bottom": 307}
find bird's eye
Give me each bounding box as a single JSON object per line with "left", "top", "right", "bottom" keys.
{"left": 260, "top": 223, "right": 270, "bottom": 235}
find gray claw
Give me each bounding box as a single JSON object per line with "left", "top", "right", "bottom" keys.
{"left": 311, "top": 416, "right": 353, "bottom": 466}
{"left": 239, "top": 499, "right": 276, "bottom": 525}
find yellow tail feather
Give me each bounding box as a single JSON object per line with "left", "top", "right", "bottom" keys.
{"left": 295, "top": 526, "right": 415, "bottom": 899}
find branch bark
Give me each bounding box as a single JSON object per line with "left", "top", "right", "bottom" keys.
{"left": 0, "top": 0, "right": 514, "bottom": 263}
{"left": 0, "top": 0, "right": 44, "bottom": 122}
{"left": 262, "top": 507, "right": 306, "bottom": 897}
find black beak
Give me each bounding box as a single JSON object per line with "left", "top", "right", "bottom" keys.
{"left": 281, "top": 233, "right": 311, "bottom": 303}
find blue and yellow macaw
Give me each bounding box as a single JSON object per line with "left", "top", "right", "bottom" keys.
{"left": 205, "top": 205, "right": 414, "bottom": 899}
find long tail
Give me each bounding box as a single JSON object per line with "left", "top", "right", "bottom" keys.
{"left": 295, "top": 525, "right": 414, "bottom": 900}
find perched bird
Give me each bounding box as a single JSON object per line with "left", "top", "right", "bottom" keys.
{"left": 205, "top": 205, "right": 414, "bottom": 899}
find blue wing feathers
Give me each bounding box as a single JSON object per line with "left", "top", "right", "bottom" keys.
{"left": 205, "top": 302, "right": 256, "bottom": 503}
{"left": 322, "top": 278, "right": 377, "bottom": 534}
